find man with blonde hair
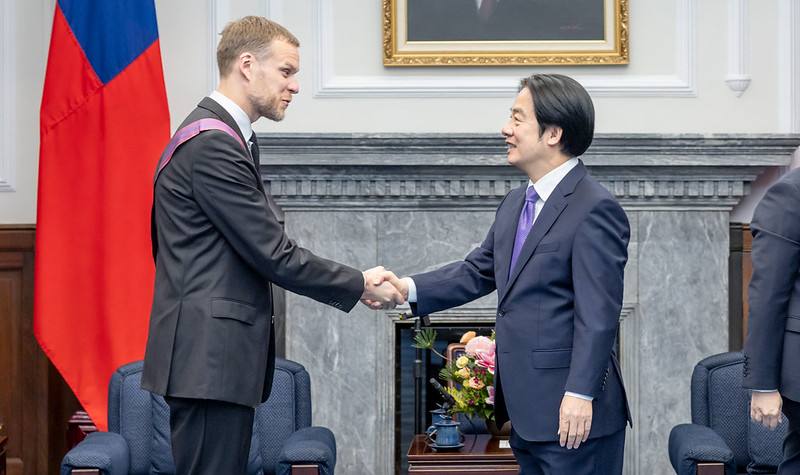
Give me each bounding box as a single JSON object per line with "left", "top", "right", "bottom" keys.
{"left": 142, "top": 16, "right": 403, "bottom": 474}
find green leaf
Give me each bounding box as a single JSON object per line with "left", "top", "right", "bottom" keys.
{"left": 411, "top": 328, "right": 438, "bottom": 350}
{"left": 439, "top": 362, "right": 458, "bottom": 382}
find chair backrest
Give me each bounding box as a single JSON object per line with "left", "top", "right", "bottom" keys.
{"left": 690, "top": 351, "right": 785, "bottom": 473}
{"left": 108, "top": 358, "right": 312, "bottom": 475}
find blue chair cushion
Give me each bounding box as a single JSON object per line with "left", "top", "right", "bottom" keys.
{"left": 276, "top": 427, "right": 336, "bottom": 475}
{"left": 61, "top": 432, "right": 130, "bottom": 475}
{"left": 693, "top": 353, "right": 751, "bottom": 470}
{"left": 149, "top": 395, "right": 174, "bottom": 474}
{"left": 747, "top": 414, "right": 788, "bottom": 474}
{"left": 256, "top": 360, "right": 311, "bottom": 474}
{"left": 669, "top": 423, "right": 736, "bottom": 475}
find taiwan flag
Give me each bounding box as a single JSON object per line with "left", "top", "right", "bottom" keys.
{"left": 35, "top": 0, "right": 170, "bottom": 430}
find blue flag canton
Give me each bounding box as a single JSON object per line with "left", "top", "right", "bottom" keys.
{"left": 58, "top": 0, "right": 159, "bottom": 84}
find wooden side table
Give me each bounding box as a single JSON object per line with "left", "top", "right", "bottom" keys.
{"left": 0, "top": 435, "right": 7, "bottom": 475}
{"left": 407, "top": 434, "right": 519, "bottom": 474}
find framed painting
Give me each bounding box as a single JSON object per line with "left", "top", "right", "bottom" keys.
{"left": 383, "top": 0, "right": 629, "bottom": 66}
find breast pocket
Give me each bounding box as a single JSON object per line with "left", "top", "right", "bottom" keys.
{"left": 535, "top": 241, "right": 560, "bottom": 254}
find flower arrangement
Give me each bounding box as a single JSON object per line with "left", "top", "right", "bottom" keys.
{"left": 413, "top": 329, "right": 497, "bottom": 421}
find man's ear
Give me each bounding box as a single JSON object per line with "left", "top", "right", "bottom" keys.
{"left": 238, "top": 52, "right": 255, "bottom": 81}
{"left": 544, "top": 126, "right": 563, "bottom": 147}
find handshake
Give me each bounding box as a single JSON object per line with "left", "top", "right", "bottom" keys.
{"left": 360, "top": 266, "right": 410, "bottom": 310}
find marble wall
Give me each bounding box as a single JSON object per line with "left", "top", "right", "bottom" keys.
{"left": 264, "top": 134, "right": 800, "bottom": 475}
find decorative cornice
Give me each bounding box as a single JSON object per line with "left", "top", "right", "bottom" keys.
{"left": 258, "top": 134, "right": 800, "bottom": 211}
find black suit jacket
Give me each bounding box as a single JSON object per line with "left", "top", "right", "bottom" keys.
{"left": 412, "top": 162, "right": 631, "bottom": 441}
{"left": 743, "top": 168, "right": 800, "bottom": 402}
{"left": 141, "top": 97, "right": 364, "bottom": 407}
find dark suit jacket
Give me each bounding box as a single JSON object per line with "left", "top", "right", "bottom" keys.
{"left": 412, "top": 162, "right": 631, "bottom": 441}
{"left": 743, "top": 168, "right": 800, "bottom": 402}
{"left": 141, "top": 97, "right": 364, "bottom": 407}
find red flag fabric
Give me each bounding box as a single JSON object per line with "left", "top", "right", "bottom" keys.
{"left": 35, "top": 0, "right": 169, "bottom": 430}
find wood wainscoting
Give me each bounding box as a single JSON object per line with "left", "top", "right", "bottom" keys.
{"left": 0, "top": 225, "right": 82, "bottom": 475}
{"left": 729, "top": 223, "right": 752, "bottom": 351}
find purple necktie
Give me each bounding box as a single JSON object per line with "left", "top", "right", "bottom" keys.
{"left": 509, "top": 186, "right": 539, "bottom": 277}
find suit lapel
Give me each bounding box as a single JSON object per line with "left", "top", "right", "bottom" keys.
{"left": 499, "top": 162, "right": 588, "bottom": 305}
{"left": 197, "top": 97, "right": 262, "bottom": 186}
{"left": 198, "top": 97, "right": 247, "bottom": 144}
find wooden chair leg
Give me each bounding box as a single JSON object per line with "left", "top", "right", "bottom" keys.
{"left": 697, "top": 462, "right": 725, "bottom": 475}
{"left": 67, "top": 411, "right": 97, "bottom": 450}
{"left": 291, "top": 465, "right": 320, "bottom": 475}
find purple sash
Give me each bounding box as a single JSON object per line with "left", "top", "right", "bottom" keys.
{"left": 153, "top": 118, "right": 246, "bottom": 184}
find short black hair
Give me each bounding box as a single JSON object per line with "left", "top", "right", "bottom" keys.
{"left": 518, "top": 74, "right": 595, "bottom": 157}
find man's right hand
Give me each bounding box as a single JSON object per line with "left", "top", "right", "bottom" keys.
{"left": 361, "top": 266, "right": 405, "bottom": 309}
{"left": 751, "top": 390, "right": 783, "bottom": 430}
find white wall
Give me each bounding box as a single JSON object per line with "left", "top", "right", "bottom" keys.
{"left": 1, "top": 0, "right": 798, "bottom": 223}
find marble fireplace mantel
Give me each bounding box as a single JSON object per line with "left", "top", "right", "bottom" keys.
{"left": 257, "top": 134, "right": 800, "bottom": 475}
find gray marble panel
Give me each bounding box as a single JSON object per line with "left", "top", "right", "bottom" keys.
{"left": 283, "top": 211, "right": 380, "bottom": 475}
{"left": 622, "top": 210, "right": 639, "bottom": 305}
{"left": 376, "top": 210, "right": 499, "bottom": 310}
{"left": 632, "top": 211, "right": 729, "bottom": 474}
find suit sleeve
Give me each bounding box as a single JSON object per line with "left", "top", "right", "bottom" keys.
{"left": 743, "top": 178, "right": 800, "bottom": 390}
{"left": 190, "top": 132, "right": 364, "bottom": 312}
{"left": 409, "top": 196, "right": 509, "bottom": 316}
{"left": 565, "top": 198, "right": 630, "bottom": 398}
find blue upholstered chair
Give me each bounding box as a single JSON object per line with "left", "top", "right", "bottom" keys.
{"left": 61, "top": 358, "right": 336, "bottom": 475}
{"left": 669, "top": 352, "right": 787, "bottom": 475}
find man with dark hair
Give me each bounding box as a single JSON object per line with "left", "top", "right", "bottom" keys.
{"left": 382, "top": 73, "right": 631, "bottom": 474}
{"left": 743, "top": 168, "right": 800, "bottom": 474}
{"left": 142, "top": 16, "right": 403, "bottom": 475}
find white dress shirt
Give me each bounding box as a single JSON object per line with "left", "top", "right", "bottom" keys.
{"left": 209, "top": 90, "right": 254, "bottom": 146}
{"left": 403, "top": 158, "right": 593, "bottom": 400}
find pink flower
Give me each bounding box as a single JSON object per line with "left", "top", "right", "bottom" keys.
{"left": 465, "top": 336, "right": 495, "bottom": 358}
{"left": 468, "top": 377, "right": 485, "bottom": 390}
{"left": 475, "top": 351, "right": 495, "bottom": 375}
{"left": 486, "top": 386, "right": 495, "bottom": 405}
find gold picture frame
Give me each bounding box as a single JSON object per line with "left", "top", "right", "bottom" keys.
{"left": 383, "top": 0, "right": 629, "bottom": 66}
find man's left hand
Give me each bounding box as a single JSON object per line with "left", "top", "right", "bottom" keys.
{"left": 751, "top": 391, "right": 783, "bottom": 430}
{"left": 558, "top": 394, "right": 593, "bottom": 449}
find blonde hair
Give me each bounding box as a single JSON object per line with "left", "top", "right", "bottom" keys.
{"left": 216, "top": 16, "right": 299, "bottom": 77}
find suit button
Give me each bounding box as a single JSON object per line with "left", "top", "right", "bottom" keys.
{"left": 497, "top": 310, "right": 505, "bottom": 318}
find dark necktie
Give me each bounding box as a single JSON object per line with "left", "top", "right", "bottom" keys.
{"left": 509, "top": 186, "right": 539, "bottom": 277}
{"left": 249, "top": 133, "right": 260, "bottom": 166}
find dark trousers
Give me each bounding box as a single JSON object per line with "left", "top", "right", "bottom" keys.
{"left": 165, "top": 396, "right": 255, "bottom": 475}
{"left": 779, "top": 396, "right": 800, "bottom": 475}
{"left": 510, "top": 428, "right": 625, "bottom": 475}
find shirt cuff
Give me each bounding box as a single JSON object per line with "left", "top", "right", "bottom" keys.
{"left": 403, "top": 277, "right": 417, "bottom": 302}
{"left": 565, "top": 391, "right": 594, "bottom": 401}
{"left": 752, "top": 389, "right": 779, "bottom": 393}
